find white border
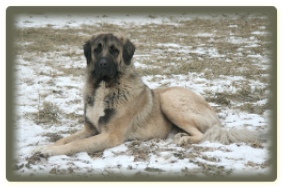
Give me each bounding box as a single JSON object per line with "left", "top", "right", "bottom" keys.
{"left": 2, "top": 0, "right": 283, "bottom": 189}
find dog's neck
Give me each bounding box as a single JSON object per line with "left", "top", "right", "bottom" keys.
{"left": 85, "top": 64, "right": 145, "bottom": 97}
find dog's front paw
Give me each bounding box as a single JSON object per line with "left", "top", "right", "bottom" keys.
{"left": 33, "top": 145, "right": 59, "bottom": 157}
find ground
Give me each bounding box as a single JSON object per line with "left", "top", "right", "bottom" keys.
{"left": 12, "top": 11, "right": 274, "bottom": 180}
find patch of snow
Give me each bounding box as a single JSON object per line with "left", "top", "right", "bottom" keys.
{"left": 227, "top": 36, "right": 259, "bottom": 45}
{"left": 228, "top": 24, "right": 238, "bottom": 28}
{"left": 191, "top": 47, "right": 224, "bottom": 57}
{"left": 157, "top": 43, "right": 181, "bottom": 48}
{"left": 134, "top": 62, "right": 161, "bottom": 70}
{"left": 194, "top": 33, "right": 214, "bottom": 37}
{"left": 15, "top": 13, "right": 192, "bottom": 29}
{"left": 251, "top": 31, "right": 270, "bottom": 35}
{"left": 222, "top": 111, "right": 266, "bottom": 129}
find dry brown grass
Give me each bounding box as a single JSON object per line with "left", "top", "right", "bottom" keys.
{"left": 14, "top": 13, "right": 272, "bottom": 123}
{"left": 37, "top": 101, "right": 60, "bottom": 124}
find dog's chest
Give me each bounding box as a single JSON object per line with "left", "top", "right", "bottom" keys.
{"left": 85, "top": 85, "right": 107, "bottom": 132}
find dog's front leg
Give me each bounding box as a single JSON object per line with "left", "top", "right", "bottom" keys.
{"left": 53, "top": 121, "right": 98, "bottom": 146}
{"left": 37, "top": 132, "right": 124, "bottom": 157}
{"left": 34, "top": 122, "right": 98, "bottom": 154}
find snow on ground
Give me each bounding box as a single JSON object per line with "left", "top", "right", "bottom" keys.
{"left": 12, "top": 12, "right": 273, "bottom": 180}
{"left": 15, "top": 12, "right": 227, "bottom": 29}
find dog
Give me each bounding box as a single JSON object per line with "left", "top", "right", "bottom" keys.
{"left": 35, "top": 33, "right": 258, "bottom": 156}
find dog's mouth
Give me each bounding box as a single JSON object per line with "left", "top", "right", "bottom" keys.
{"left": 96, "top": 68, "right": 118, "bottom": 81}
{"left": 98, "top": 74, "right": 119, "bottom": 88}
{"left": 93, "top": 58, "right": 119, "bottom": 86}
{"left": 102, "top": 75, "right": 116, "bottom": 83}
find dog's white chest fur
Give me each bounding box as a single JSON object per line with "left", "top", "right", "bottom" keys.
{"left": 85, "top": 83, "right": 107, "bottom": 131}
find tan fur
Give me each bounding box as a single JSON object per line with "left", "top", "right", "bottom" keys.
{"left": 35, "top": 33, "right": 259, "bottom": 157}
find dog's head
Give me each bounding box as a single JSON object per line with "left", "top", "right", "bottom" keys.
{"left": 83, "top": 33, "right": 136, "bottom": 84}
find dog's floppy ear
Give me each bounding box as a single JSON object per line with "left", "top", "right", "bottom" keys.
{"left": 123, "top": 39, "right": 135, "bottom": 65}
{"left": 83, "top": 40, "right": 91, "bottom": 65}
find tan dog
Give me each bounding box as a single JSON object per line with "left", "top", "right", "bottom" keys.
{"left": 35, "top": 33, "right": 258, "bottom": 156}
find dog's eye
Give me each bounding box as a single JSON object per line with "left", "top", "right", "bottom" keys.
{"left": 94, "top": 43, "right": 102, "bottom": 54}
{"left": 110, "top": 45, "right": 119, "bottom": 56}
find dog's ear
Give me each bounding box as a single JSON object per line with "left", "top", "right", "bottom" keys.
{"left": 83, "top": 40, "right": 91, "bottom": 65}
{"left": 123, "top": 39, "right": 135, "bottom": 65}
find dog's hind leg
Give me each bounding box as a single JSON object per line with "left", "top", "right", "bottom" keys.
{"left": 173, "top": 127, "right": 204, "bottom": 145}
{"left": 160, "top": 105, "right": 207, "bottom": 145}
{"left": 157, "top": 87, "right": 221, "bottom": 145}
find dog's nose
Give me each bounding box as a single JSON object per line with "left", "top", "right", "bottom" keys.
{"left": 99, "top": 59, "right": 108, "bottom": 67}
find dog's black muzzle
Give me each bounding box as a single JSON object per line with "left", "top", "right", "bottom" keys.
{"left": 95, "top": 57, "right": 118, "bottom": 83}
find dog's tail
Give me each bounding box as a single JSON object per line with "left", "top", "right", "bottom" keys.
{"left": 202, "top": 125, "right": 260, "bottom": 144}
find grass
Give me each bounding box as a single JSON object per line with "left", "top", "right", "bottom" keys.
{"left": 42, "top": 132, "right": 63, "bottom": 142}
{"left": 14, "top": 14, "right": 272, "bottom": 121}
{"left": 37, "top": 101, "right": 60, "bottom": 124}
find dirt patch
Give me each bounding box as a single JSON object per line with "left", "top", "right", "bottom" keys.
{"left": 42, "top": 132, "right": 63, "bottom": 142}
